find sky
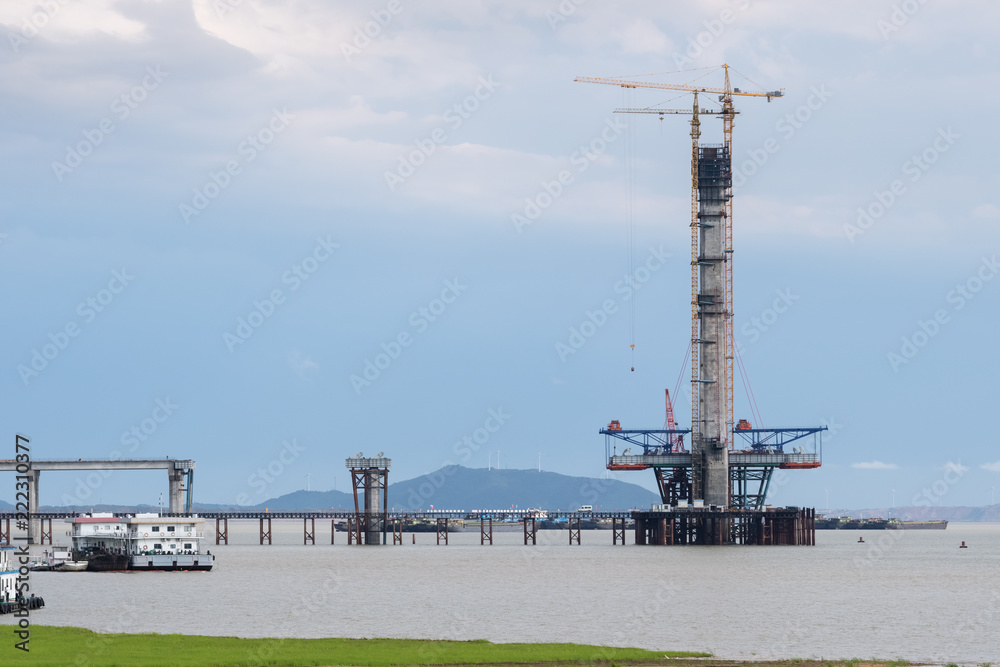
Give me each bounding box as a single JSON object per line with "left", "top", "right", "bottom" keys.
{"left": 1, "top": 0, "right": 998, "bottom": 511}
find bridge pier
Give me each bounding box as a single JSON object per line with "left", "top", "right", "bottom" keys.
{"left": 303, "top": 517, "right": 315, "bottom": 545}
{"left": 259, "top": 517, "right": 272, "bottom": 545}
{"left": 216, "top": 517, "right": 228, "bottom": 545}
{"left": 523, "top": 517, "right": 537, "bottom": 545}
{"left": 168, "top": 470, "right": 187, "bottom": 514}
{"left": 27, "top": 469, "right": 40, "bottom": 544}
{"left": 612, "top": 517, "right": 625, "bottom": 545}
{"left": 480, "top": 517, "right": 492, "bottom": 545}
{"left": 568, "top": 517, "right": 581, "bottom": 545}
{"left": 0, "top": 516, "right": 9, "bottom": 545}
{"left": 436, "top": 518, "right": 448, "bottom": 545}
{"left": 346, "top": 457, "right": 390, "bottom": 546}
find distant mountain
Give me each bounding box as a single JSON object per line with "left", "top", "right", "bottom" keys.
{"left": 244, "top": 489, "right": 357, "bottom": 511}
{"left": 246, "top": 466, "right": 659, "bottom": 511}
{"left": 388, "top": 465, "right": 659, "bottom": 510}
{"left": 0, "top": 499, "right": 11, "bottom": 510}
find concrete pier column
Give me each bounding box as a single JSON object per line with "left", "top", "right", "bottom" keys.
{"left": 364, "top": 470, "right": 382, "bottom": 545}
{"left": 27, "top": 469, "right": 40, "bottom": 544}
{"left": 168, "top": 470, "right": 186, "bottom": 513}
{"left": 693, "top": 144, "right": 732, "bottom": 511}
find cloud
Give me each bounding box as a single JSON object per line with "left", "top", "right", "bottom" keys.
{"left": 973, "top": 204, "right": 1000, "bottom": 220}
{"left": 851, "top": 461, "right": 898, "bottom": 470}
{"left": 981, "top": 461, "right": 1000, "bottom": 472}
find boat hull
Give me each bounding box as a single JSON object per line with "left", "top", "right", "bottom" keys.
{"left": 888, "top": 520, "right": 948, "bottom": 530}
{"left": 130, "top": 554, "right": 214, "bottom": 571}
{"left": 85, "top": 554, "right": 132, "bottom": 572}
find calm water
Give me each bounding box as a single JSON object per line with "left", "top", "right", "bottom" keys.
{"left": 5, "top": 522, "right": 998, "bottom": 663}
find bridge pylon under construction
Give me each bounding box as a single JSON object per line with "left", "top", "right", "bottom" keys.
{"left": 579, "top": 65, "right": 827, "bottom": 545}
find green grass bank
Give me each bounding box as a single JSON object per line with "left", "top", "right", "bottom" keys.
{"left": 0, "top": 625, "right": 707, "bottom": 666}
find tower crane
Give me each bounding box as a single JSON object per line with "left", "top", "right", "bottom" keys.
{"left": 576, "top": 65, "right": 782, "bottom": 456}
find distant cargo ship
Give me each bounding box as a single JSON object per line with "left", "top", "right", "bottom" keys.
{"left": 815, "top": 516, "right": 947, "bottom": 530}
{"left": 887, "top": 519, "right": 948, "bottom": 530}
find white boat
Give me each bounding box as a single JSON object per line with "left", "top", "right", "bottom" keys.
{"left": 1, "top": 546, "right": 17, "bottom": 599}
{"left": 1, "top": 547, "right": 46, "bottom": 613}
{"left": 67, "top": 512, "right": 214, "bottom": 571}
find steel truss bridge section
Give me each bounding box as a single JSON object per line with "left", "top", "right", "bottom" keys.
{"left": 602, "top": 426, "right": 825, "bottom": 509}
{"left": 603, "top": 427, "right": 825, "bottom": 468}
{"left": 732, "top": 427, "right": 826, "bottom": 454}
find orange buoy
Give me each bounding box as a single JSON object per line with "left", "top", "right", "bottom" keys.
{"left": 960, "top": 541, "right": 968, "bottom": 548}
{"left": 858, "top": 537, "right": 864, "bottom": 543}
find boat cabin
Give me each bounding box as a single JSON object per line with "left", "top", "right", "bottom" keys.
{"left": 126, "top": 513, "right": 206, "bottom": 556}
{"left": 1, "top": 547, "right": 18, "bottom": 603}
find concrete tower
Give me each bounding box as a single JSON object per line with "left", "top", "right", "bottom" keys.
{"left": 693, "top": 144, "right": 732, "bottom": 508}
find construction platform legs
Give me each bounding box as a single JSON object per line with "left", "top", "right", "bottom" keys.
{"left": 568, "top": 517, "right": 581, "bottom": 545}
{"left": 612, "top": 517, "right": 626, "bottom": 545}
{"left": 632, "top": 508, "right": 815, "bottom": 546}
{"left": 480, "top": 517, "right": 493, "bottom": 545}
{"left": 523, "top": 517, "right": 537, "bottom": 545}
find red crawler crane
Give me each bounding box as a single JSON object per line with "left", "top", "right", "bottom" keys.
{"left": 663, "top": 389, "right": 686, "bottom": 453}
